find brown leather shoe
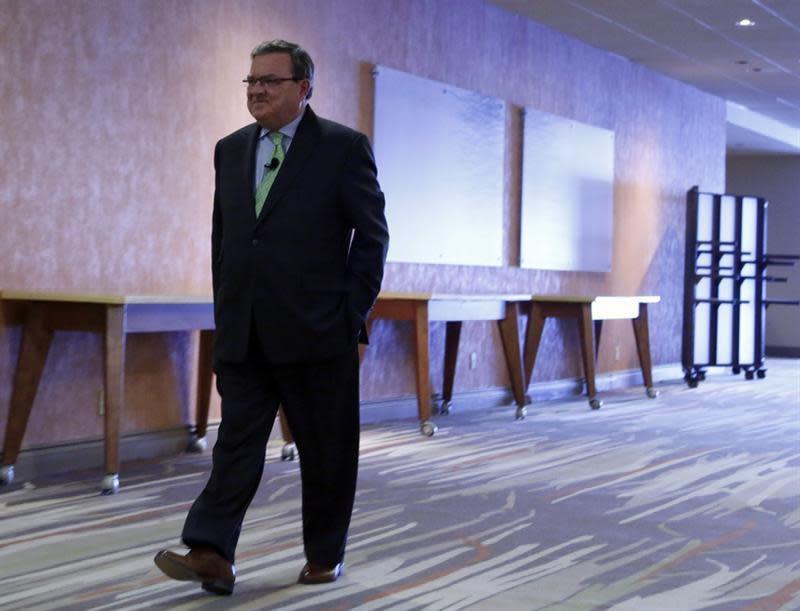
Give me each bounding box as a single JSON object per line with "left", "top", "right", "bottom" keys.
{"left": 154, "top": 547, "right": 236, "bottom": 595}
{"left": 298, "top": 562, "right": 343, "bottom": 584}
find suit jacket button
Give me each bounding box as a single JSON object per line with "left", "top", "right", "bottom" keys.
{"left": 252, "top": 239, "right": 259, "bottom": 246}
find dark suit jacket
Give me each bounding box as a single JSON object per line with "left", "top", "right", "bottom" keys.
{"left": 211, "top": 106, "right": 389, "bottom": 367}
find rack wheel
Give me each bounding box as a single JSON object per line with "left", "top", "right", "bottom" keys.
{"left": 281, "top": 442, "right": 297, "bottom": 461}
{"left": 589, "top": 398, "right": 603, "bottom": 410}
{"left": 440, "top": 400, "right": 452, "bottom": 415}
{"left": 697, "top": 370, "right": 706, "bottom": 381}
{"left": 732, "top": 366, "right": 741, "bottom": 375}
{"left": 685, "top": 373, "right": 699, "bottom": 388}
{"left": 757, "top": 369, "right": 767, "bottom": 379}
{"left": 646, "top": 387, "right": 659, "bottom": 399}
{"left": 745, "top": 369, "right": 755, "bottom": 380}
{"left": 0, "top": 465, "right": 14, "bottom": 485}
{"left": 420, "top": 421, "right": 438, "bottom": 437}
{"left": 101, "top": 474, "right": 120, "bottom": 495}
{"left": 515, "top": 406, "right": 527, "bottom": 420}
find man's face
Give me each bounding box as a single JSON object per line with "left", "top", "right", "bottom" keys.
{"left": 246, "top": 53, "right": 310, "bottom": 130}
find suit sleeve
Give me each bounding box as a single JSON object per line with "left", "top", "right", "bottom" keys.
{"left": 340, "top": 133, "right": 389, "bottom": 336}
{"left": 211, "top": 142, "right": 223, "bottom": 309}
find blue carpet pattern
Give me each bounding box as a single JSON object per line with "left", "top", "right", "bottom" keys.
{"left": 1, "top": 360, "right": 798, "bottom": 610}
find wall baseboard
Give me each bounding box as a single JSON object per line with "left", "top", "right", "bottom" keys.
{"left": 7, "top": 426, "right": 192, "bottom": 484}
{"left": 362, "top": 362, "right": 685, "bottom": 423}
{"left": 6, "top": 362, "right": 685, "bottom": 482}
{"left": 766, "top": 346, "right": 800, "bottom": 358}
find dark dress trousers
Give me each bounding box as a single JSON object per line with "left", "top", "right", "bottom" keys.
{"left": 182, "top": 106, "right": 389, "bottom": 567}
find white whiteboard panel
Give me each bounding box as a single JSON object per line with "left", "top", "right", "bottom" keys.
{"left": 520, "top": 108, "right": 615, "bottom": 271}
{"left": 373, "top": 66, "right": 504, "bottom": 266}
{"left": 693, "top": 193, "right": 714, "bottom": 363}
{"left": 739, "top": 196, "right": 759, "bottom": 363}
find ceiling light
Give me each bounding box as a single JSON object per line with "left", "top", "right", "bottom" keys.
{"left": 735, "top": 18, "right": 756, "bottom": 27}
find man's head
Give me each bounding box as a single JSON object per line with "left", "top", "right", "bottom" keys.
{"left": 245, "top": 39, "right": 314, "bottom": 131}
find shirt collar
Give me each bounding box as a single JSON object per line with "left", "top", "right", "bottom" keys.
{"left": 258, "top": 105, "right": 306, "bottom": 142}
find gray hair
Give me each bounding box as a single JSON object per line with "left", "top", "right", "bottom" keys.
{"left": 251, "top": 39, "right": 314, "bottom": 100}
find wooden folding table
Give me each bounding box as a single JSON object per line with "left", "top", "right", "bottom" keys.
{"left": 368, "top": 292, "right": 531, "bottom": 433}
{"left": 522, "top": 295, "right": 660, "bottom": 409}
{"left": 0, "top": 291, "right": 215, "bottom": 493}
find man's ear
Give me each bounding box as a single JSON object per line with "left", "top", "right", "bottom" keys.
{"left": 302, "top": 79, "right": 313, "bottom": 100}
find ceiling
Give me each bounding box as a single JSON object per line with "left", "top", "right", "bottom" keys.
{"left": 489, "top": 0, "right": 800, "bottom": 154}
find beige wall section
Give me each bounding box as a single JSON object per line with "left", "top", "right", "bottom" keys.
{"left": 726, "top": 155, "right": 800, "bottom": 350}
{"left": 0, "top": 0, "right": 726, "bottom": 449}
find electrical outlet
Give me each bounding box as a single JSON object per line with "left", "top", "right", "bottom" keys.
{"left": 98, "top": 390, "right": 105, "bottom": 416}
{"left": 469, "top": 352, "right": 478, "bottom": 370}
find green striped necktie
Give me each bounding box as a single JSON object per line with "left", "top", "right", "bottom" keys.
{"left": 255, "top": 131, "right": 285, "bottom": 217}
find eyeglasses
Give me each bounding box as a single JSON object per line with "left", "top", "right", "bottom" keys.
{"left": 243, "top": 76, "right": 299, "bottom": 88}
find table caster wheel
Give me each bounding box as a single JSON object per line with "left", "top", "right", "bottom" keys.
{"left": 101, "top": 474, "right": 120, "bottom": 495}
{"left": 745, "top": 369, "right": 755, "bottom": 380}
{"left": 589, "top": 398, "right": 603, "bottom": 410}
{"left": 0, "top": 465, "right": 15, "bottom": 485}
{"left": 515, "top": 406, "right": 527, "bottom": 420}
{"left": 440, "top": 400, "right": 452, "bottom": 415}
{"left": 187, "top": 435, "right": 207, "bottom": 453}
{"left": 756, "top": 369, "right": 766, "bottom": 379}
{"left": 420, "top": 421, "right": 438, "bottom": 437}
{"left": 281, "top": 442, "right": 297, "bottom": 461}
{"left": 646, "top": 387, "right": 659, "bottom": 399}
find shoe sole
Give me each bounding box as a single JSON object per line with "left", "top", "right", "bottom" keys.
{"left": 154, "top": 552, "right": 234, "bottom": 596}
{"left": 202, "top": 579, "right": 235, "bottom": 595}
{"left": 298, "top": 564, "right": 343, "bottom": 585}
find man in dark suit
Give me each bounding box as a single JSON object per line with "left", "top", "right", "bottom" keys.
{"left": 154, "top": 39, "right": 388, "bottom": 595}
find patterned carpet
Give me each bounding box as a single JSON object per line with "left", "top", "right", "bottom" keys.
{"left": 1, "top": 360, "right": 798, "bottom": 610}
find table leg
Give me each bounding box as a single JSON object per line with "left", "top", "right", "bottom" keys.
{"left": 0, "top": 305, "right": 53, "bottom": 486}
{"left": 277, "top": 406, "right": 297, "bottom": 460}
{"left": 441, "top": 321, "right": 462, "bottom": 414}
{"left": 411, "top": 302, "right": 435, "bottom": 436}
{"left": 523, "top": 301, "right": 546, "bottom": 389}
{"left": 632, "top": 303, "right": 658, "bottom": 398}
{"left": 189, "top": 329, "right": 214, "bottom": 453}
{"left": 577, "top": 304, "right": 601, "bottom": 409}
{"left": 102, "top": 305, "right": 125, "bottom": 494}
{"left": 497, "top": 302, "right": 527, "bottom": 419}
{"left": 594, "top": 320, "right": 603, "bottom": 360}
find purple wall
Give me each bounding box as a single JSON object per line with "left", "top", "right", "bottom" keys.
{"left": 0, "top": 0, "right": 726, "bottom": 447}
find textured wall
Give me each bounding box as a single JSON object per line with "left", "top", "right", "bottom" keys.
{"left": 726, "top": 155, "right": 800, "bottom": 349}
{"left": 0, "top": 0, "right": 726, "bottom": 449}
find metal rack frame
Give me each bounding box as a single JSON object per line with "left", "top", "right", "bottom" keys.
{"left": 682, "top": 187, "right": 799, "bottom": 387}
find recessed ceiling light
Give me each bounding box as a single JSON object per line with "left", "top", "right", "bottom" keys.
{"left": 735, "top": 18, "right": 756, "bottom": 27}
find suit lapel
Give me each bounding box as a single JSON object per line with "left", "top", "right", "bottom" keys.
{"left": 241, "top": 124, "right": 261, "bottom": 219}
{"left": 256, "top": 106, "right": 321, "bottom": 224}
